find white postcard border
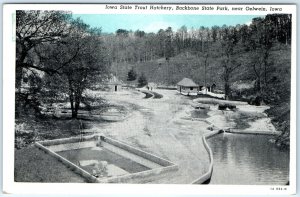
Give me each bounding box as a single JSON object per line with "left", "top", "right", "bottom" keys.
{"left": 2, "top": 4, "right": 297, "bottom": 195}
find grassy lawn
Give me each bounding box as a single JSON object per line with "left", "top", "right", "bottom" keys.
{"left": 14, "top": 146, "right": 86, "bottom": 182}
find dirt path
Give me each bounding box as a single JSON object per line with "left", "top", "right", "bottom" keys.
{"left": 85, "top": 89, "right": 211, "bottom": 183}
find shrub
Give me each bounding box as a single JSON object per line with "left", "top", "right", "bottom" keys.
{"left": 127, "top": 68, "right": 137, "bottom": 81}
{"left": 138, "top": 73, "right": 148, "bottom": 87}
{"left": 218, "top": 104, "right": 227, "bottom": 110}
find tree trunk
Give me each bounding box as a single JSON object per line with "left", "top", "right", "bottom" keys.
{"left": 223, "top": 65, "right": 230, "bottom": 100}
{"left": 74, "top": 100, "right": 80, "bottom": 119}
{"left": 264, "top": 51, "right": 269, "bottom": 87}
{"left": 252, "top": 63, "right": 262, "bottom": 93}
{"left": 70, "top": 93, "right": 77, "bottom": 119}
{"left": 16, "top": 44, "right": 28, "bottom": 90}
{"left": 74, "top": 88, "right": 82, "bottom": 119}
{"left": 224, "top": 81, "right": 230, "bottom": 100}
{"left": 16, "top": 66, "right": 23, "bottom": 91}
{"left": 68, "top": 79, "right": 77, "bottom": 119}
{"left": 257, "top": 77, "right": 261, "bottom": 92}
{"left": 223, "top": 53, "right": 231, "bottom": 100}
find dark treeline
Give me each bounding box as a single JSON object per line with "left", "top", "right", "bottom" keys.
{"left": 103, "top": 14, "right": 291, "bottom": 63}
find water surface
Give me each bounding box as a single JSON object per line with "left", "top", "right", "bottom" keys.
{"left": 208, "top": 133, "right": 289, "bottom": 185}
{"left": 58, "top": 147, "right": 150, "bottom": 174}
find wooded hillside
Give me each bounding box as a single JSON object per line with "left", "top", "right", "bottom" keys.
{"left": 15, "top": 11, "right": 292, "bottom": 148}
{"left": 103, "top": 14, "right": 291, "bottom": 147}
{"left": 105, "top": 14, "right": 291, "bottom": 100}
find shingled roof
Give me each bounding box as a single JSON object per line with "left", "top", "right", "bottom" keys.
{"left": 106, "top": 75, "right": 123, "bottom": 85}
{"left": 177, "top": 78, "right": 199, "bottom": 87}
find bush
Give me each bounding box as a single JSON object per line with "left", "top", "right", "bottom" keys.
{"left": 15, "top": 129, "right": 38, "bottom": 149}
{"left": 15, "top": 92, "right": 42, "bottom": 118}
{"left": 247, "top": 95, "right": 262, "bottom": 106}
{"left": 127, "top": 68, "right": 137, "bottom": 81}
{"left": 227, "top": 104, "right": 236, "bottom": 110}
{"left": 218, "top": 103, "right": 236, "bottom": 110}
{"left": 138, "top": 73, "right": 148, "bottom": 87}
{"left": 218, "top": 104, "right": 227, "bottom": 110}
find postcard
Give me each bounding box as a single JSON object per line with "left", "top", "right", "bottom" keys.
{"left": 2, "top": 3, "right": 296, "bottom": 195}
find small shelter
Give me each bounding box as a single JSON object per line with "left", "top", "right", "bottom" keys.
{"left": 106, "top": 75, "right": 123, "bottom": 92}
{"left": 210, "top": 83, "right": 216, "bottom": 93}
{"left": 177, "top": 78, "right": 199, "bottom": 96}
{"left": 147, "top": 82, "right": 157, "bottom": 90}
{"left": 203, "top": 83, "right": 217, "bottom": 93}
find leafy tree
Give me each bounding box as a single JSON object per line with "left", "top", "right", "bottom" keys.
{"left": 220, "top": 26, "right": 241, "bottom": 99}
{"left": 198, "top": 26, "right": 206, "bottom": 52}
{"left": 127, "top": 68, "right": 137, "bottom": 81}
{"left": 138, "top": 73, "right": 148, "bottom": 87}
{"left": 35, "top": 19, "right": 109, "bottom": 119}
{"left": 156, "top": 29, "right": 167, "bottom": 57}
{"left": 15, "top": 70, "right": 44, "bottom": 118}
{"left": 165, "top": 27, "right": 174, "bottom": 60}
{"left": 15, "top": 10, "right": 73, "bottom": 117}
{"left": 246, "top": 16, "right": 276, "bottom": 101}
{"left": 134, "top": 30, "right": 145, "bottom": 38}
{"left": 116, "top": 29, "right": 129, "bottom": 37}
{"left": 16, "top": 10, "right": 72, "bottom": 88}
{"left": 211, "top": 26, "right": 220, "bottom": 42}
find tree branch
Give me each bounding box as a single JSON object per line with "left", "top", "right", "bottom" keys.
{"left": 18, "top": 63, "right": 61, "bottom": 75}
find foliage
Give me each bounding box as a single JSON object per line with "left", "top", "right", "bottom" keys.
{"left": 127, "top": 68, "right": 137, "bottom": 81}
{"left": 16, "top": 10, "right": 72, "bottom": 81}
{"left": 16, "top": 11, "right": 110, "bottom": 119}
{"left": 37, "top": 31, "right": 109, "bottom": 118}
{"left": 116, "top": 29, "right": 129, "bottom": 37}
{"left": 137, "top": 73, "right": 148, "bottom": 87}
{"left": 219, "top": 25, "right": 241, "bottom": 99}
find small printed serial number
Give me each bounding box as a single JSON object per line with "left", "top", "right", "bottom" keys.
{"left": 270, "top": 187, "right": 287, "bottom": 191}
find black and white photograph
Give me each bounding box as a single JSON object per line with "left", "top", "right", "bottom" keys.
{"left": 2, "top": 4, "right": 297, "bottom": 195}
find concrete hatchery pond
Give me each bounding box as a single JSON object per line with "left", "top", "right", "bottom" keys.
{"left": 35, "top": 135, "right": 178, "bottom": 183}
{"left": 58, "top": 147, "right": 151, "bottom": 177}
{"left": 207, "top": 133, "right": 289, "bottom": 185}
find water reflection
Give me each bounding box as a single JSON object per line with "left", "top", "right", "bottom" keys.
{"left": 208, "top": 133, "right": 289, "bottom": 185}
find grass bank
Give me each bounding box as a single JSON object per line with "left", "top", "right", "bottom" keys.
{"left": 15, "top": 146, "right": 86, "bottom": 182}
{"left": 265, "top": 102, "right": 290, "bottom": 149}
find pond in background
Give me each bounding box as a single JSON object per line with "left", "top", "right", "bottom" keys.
{"left": 208, "top": 133, "right": 289, "bottom": 185}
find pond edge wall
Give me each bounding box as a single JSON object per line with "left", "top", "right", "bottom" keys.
{"left": 191, "top": 128, "right": 279, "bottom": 184}
{"left": 191, "top": 130, "right": 223, "bottom": 184}
{"left": 227, "top": 129, "right": 279, "bottom": 135}
{"left": 98, "top": 136, "right": 178, "bottom": 183}
{"left": 35, "top": 141, "right": 100, "bottom": 183}
{"left": 103, "top": 136, "right": 175, "bottom": 167}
